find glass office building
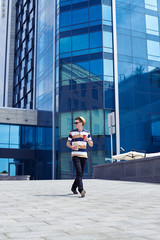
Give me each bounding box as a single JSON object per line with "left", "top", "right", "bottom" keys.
{"left": 0, "top": 0, "right": 160, "bottom": 179}
{"left": 56, "top": 0, "right": 115, "bottom": 179}
{"left": 116, "top": 0, "right": 160, "bottom": 153}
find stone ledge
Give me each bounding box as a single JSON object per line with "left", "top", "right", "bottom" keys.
{"left": 94, "top": 156, "right": 160, "bottom": 183}
{"left": 0, "top": 175, "right": 30, "bottom": 181}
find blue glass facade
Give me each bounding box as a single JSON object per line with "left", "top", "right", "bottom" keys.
{"left": 117, "top": 0, "right": 160, "bottom": 153}
{"left": 14, "top": 0, "right": 35, "bottom": 109}
{"left": 36, "top": 0, "right": 54, "bottom": 110}
{"left": 56, "top": 0, "right": 115, "bottom": 179}
{"left": 0, "top": 123, "right": 52, "bottom": 179}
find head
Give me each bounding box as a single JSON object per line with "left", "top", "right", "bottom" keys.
{"left": 74, "top": 116, "right": 85, "bottom": 129}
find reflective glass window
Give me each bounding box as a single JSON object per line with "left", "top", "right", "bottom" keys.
{"left": 90, "top": 31, "right": 102, "bottom": 49}
{"left": 92, "top": 151, "right": 105, "bottom": 173}
{"left": 72, "top": 34, "right": 89, "bottom": 51}
{"left": 90, "top": 59, "right": 103, "bottom": 76}
{"left": 131, "top": 11, "right": 146, "bottom": 33}
{"left": 60, "top": 112, "right": 72, "bottom": 138}
{"left": 117, "top": 34, "right": 132, "bottom": 56}
{"left": 105, "top": 110, "right": 112, "bottom": 135}
{"left": 116, "top": 8, "right": 131, "bottom": 30}
{"left": 60, "top": 11, "right": 71, "bottom": 27}
{"left": 102, "top": 5, "right": 112, "bottom": 21}
{"left": 146, "top": 15, "right": 159, "bottom": 36}
{"left": 132, "top": 37, "right": 147, "bottom": 59}
{"left": 103, "top": 31, "right": 112, "bottom": 48}
{"left": 118, "top": 61, "right": 133, "bottom": 82}
{"left": 22, "top": 126, "right": 35, "bottom": 149}
{"left": 60, "top": 152, "right": 72, "bottom": 179}
{"left": 72, "top": 61, "right": 89, "bottom": 79}
{"left": 147, "top": 40, "right": 160, "bottom": 61}
{"left": 151, "top": 115, "right": 160, "bottom": 141}
{"left": 72, "top": 8, "right": 88, "bottom": 25}
{"left": 104, "top": 59, "right": 113, "bottom": 76}
{"left": 91, "top": 109, "right": 104, "bottom": 135}
{"left": 72, "top": 0, "right": 86, "bottom": 3}
{"left": 0, "top": 125, "right": 9, "bottom": 148}
{"left": 89, "top": 5, "right": 102, "bottom": 22}
{"left": 145, "top": 0, "right": 157, "bottom": 11}
{"left": 39, "top": 11, "right": 45, "bottom": 31}
{"left": 37, "top": 57, "right": 44, "bottom": 77}
{"left": 10, "top": 126, "right": 20, "bottom": 148}
{"left": 36, "top": 127, "right": 45, "bottom": 149}
{"left": 60, "top": 64, "right": 71, "bottom": 81}
{"left": 60, "top": 36, "right": 71, "bottom": 53}
{"left": 45, "top": 127, "right": 52, "bottom": 150}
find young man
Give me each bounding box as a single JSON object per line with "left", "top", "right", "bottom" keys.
{"left": 66, "top": 116, "right": 93, "bottom": 197}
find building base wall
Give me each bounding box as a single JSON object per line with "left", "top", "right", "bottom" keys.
{"left": 94, "top": 157, "right": 160, "bottom": 183}
{"left": 0, "top": 175, "right": 30, "bottom": 181}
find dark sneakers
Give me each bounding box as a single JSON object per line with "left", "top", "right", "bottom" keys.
{"left": 71, "top": 187, "right": 78, "bottom": 194}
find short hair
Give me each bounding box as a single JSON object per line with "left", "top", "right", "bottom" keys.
{"left": 75, "top": 117, "right": 83, "bottom": 125}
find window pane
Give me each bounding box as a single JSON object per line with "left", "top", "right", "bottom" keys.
{"left": 10, "top": 126, "right": 20, "bottom": 148}
{"left": 72, "top": 8, "right": 88, "bottom": 25}
{"left": 132, "top": 37, "right": 147, "bottom": 59}
{"left": 91, "top": 109, "right": 104, "bottom": 135}
{"left": 116, "top": 8, "right": 131, "bottom": 30}
{"left": 72, "top": 61, "right": 89, "bottom": 79}
{"left": 103, "top": 31, "right": 112, "bottom": 48}
{"left": 60, "top": 112, "right": 72, "bottom": 138}
{"left": 131, "top": 11, "right": 146, "bottom": 33}
{"left": 36, "top": 127, "right": 45, "bottom": 149}
{"left": 105, "top": 110, "right": 112, "bottom": 135}
{"left": 90, "top": 31, "right": 102, "bottom": 48}
{"left": 117, "top": 34, "right": 132, "bottom": 56}
{"left": 60, "top": 37, "right": 71, "bottom": 53}
{"left": 72, "top": 34, "right": 89, "bottom": 51}
{"left": 90, "top": 59, "right": 103, "bottom": 76}
{"left": 151, "top": 115, "right": 160, "bottom": 142}
{"left": 89, "top": 5, "right": 102, "bottom": 21}
{"left": 146, "top": 15, "right": 159, "bottom": 35}
{"left": 147, "top": 40, "right": 160, "bottom": 61}
{"left": 60, "top": 11, "right": 71, "bottom": 27}
{"left": 145, "top": 0, "right": 157, "bottom": 10}
{"left": 102, "top": 5, "right": 112, "bottom": 21}
{"left": 60, "top": 64, "right": 71, "bottom": 81}
{"left": 104, "top": 59, "right": 113, "bottom": 77}
{"left": 0, "top": 125, "right": 9, "bottom": 147}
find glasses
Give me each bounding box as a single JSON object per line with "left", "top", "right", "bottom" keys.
{"left": 74, "top": 122, "right": 81, "bottom": 125}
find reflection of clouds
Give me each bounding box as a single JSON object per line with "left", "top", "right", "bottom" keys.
{"left": 38, "top": 0, "right": 54, "bottom": 31}
{"left": 117, "top": 9, "right": 130, "bottom": 29}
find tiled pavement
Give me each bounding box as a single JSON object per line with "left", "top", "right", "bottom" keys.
{"left": 0, "top": 179, "right": 160, "bottom": 240}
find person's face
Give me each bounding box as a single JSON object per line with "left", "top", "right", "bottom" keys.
{"left": 74, "top": 120, "right": 82, "bottom": 129}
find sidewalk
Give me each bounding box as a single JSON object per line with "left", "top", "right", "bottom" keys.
{"left": 0, "top": 179, "right": 160, "bottom": 240}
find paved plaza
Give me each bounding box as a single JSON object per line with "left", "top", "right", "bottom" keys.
{"left": 0, "top": 179, "right": 160, "bottom": 240}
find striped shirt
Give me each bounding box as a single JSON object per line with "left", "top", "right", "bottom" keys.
{"left": 68, "top": 129, "right": 92, "bottom": 158}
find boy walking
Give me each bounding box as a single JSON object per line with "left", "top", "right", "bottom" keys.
{"left": 66, "top": 117, "right": 93, "bottom": 197}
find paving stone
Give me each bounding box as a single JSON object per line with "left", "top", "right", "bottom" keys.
{"left": 0, "top": 179, "right": 160, "bottom": 239}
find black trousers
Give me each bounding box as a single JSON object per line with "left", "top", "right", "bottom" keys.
{"left": 72, "top": 156, "right": 87, "bottom": 193}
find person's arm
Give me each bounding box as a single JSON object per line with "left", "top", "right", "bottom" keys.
{"left": 88, "top": 139, "right": 93, "bottom": 147}
{"left": 66, "top": 140, "right": 77, "bottom": 150}
{"left": 84, "top": 134, "right": 93, "bottom": 147}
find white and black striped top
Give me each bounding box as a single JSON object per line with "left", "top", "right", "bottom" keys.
{"left": 68, "top": 129, "right": 92, "bottom": 158}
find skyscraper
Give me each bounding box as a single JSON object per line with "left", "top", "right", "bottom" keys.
{"left": 0, "top": 0, "right": 160, "bottom": 180}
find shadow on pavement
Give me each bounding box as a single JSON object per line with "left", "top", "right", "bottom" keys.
{"left": 33, "top": 193, "right": 77, "bottom": 197}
